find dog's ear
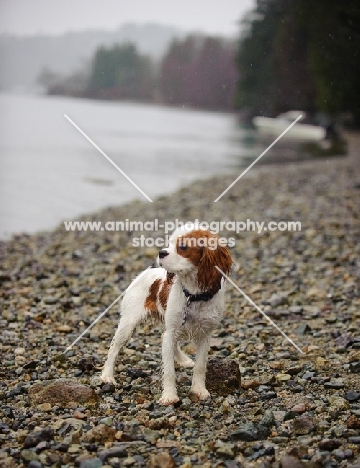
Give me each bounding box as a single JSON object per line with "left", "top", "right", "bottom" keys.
{"left": 197, "top": 241, "right": 233, "bottom": 294}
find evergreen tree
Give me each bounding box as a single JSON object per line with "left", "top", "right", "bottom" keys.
{"left": 235, "top": 0, "right": 360, "bottom": 124}
{"left": 88, "top": 43, "right": 154, "bottom": 100}
{"left": 160, "top": 36, "right": 238, "bottom": 110}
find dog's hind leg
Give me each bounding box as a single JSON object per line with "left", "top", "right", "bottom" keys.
{"left": 101, "top": 267, "right": 166, "bottom": 384}
{"left": 175, "top": 344, "right": 194, "bottom": 368}
{"left": 101, "top": 303, "right": 146, "bottom": 384}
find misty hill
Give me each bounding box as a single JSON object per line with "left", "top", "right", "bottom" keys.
{"left": 0, "top": 23, "right": 186, "bottom": 92}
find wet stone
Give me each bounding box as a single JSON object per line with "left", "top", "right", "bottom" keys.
{"left": 77, "top": 357, "right": 97, "bottom": 373}
{"left": 230, "top": 423, "right": 270, "bottom": 441}
{"left": 23, "top": 360, "right": 40, "bottom": 370}
{"left": 260, "top": 391, "right": 277, "bottom": 400}
{"left": 318, "top": 439, "right": 342, "bottom": 451}
{"left": 148, "top": 451, "right": 176, "bottom": 468}
{"left": 28, "top": 379, "right": 100, "bottom": 407}
{"left": 302, "top": 372, "right": 315, "bottom": 380}
{"left": 292, "top": 416, "right": 315, "bottom": 435}
{"left": 97, "top": 446, "right": 128, "bottom": 461}
{"left": 271, "top": 436, "right": 289, "bottom": 444}
{"left": 350, "top": 361, "right": 360, "bottom": 373}
{"left": 35, "top": 441, "right": 50, "bottom": 452}
{"left": 344, "top": 390, "right": 360, "bottom": 402}
{"left": 287, "top": 365, "right": 302, "bottom": 375}
{"left": 23, "top": 428, "right": 54, "bottom": 448}
{"left": 28, "top": 461, "right": 43, "bottom": 468}
{"left": 149, "top": 411, "right": 165, "bottom": 419}
{"left": 335, "top": 335, "right": 354, "bottom": 347}
{"left": 100, "top": 382, "right": 115, "bottom": 394}
{"left": 280, "top": 454, "right": 305, "bottom": 468}
{"left": 329, "top": 396, "right": 349, "bottom": 411}
{"left": 260, "top": 410, "right": 275, "bottom": 428}
{"left": 98, "top": 417, "right": 113, "bottom": 426}
{"left": 295, "top": 324, "right": 310, "bottom": 335}
{"left": 276, "top": 373, "right": 291, "bottom": 382}
{"left": 82, "top": 425, "right": 116, "bottom": 444}
{"left": 324, "top": 380, "right": 344, "bottom": 389}
{"left": 43, "top": 296, "right": 58, "bottom": 305}
{"left": 4, "top": 407, "right": 14, "bottom": 418}
{"left": 224, "top": 461, "right": 242, "bottom": 468}
{"left": 348, "top": 436, "right": 360, "bottom": 444}
{"left": 205, "top": 358, "right": 241, "bottom": 396}
{"left": 333, "top": 449, "right": 345, "bottom": 460}
{"left": 346, "top": 415, "right": 360, "bottom": 429}
{"left": 21, "top": 449, "right": 39, "bottom": 462}
{"left": 291, "top": 403, "right": 307, "bottom": 414}
{"left": 79, "top": 458, "right": 103, "bottom": 468}
{"left": 127, "top": 368, "right": 148, "bottom": 379}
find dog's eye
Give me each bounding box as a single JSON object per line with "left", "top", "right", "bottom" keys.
{"left": 179, "top": 244, "right": 187, "bottom": 251}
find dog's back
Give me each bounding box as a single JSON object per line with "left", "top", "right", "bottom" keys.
{"left": 121, "top": 267, "right": 174, "bottom": 322}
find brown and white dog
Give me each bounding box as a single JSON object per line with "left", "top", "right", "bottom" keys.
{"left": 101, "top": 225, "right": 233, "bottom": 405}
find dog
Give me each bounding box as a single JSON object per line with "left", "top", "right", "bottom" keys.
{"left": 101, "top": 225, "right": 233, "bottom": 405}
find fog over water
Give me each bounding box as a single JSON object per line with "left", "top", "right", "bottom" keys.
{"left": 0, "top": 93, "right": 254, "bottom": 238}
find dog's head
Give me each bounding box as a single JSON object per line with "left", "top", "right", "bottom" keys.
{"left": 158, "top": 225, "right": 233, "bottom": 294}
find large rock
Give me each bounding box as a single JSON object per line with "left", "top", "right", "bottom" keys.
{"left": 82, "top": 424, "right": 116, "bottom": 444}
{"left": 28, "top": 379, "right": 100, "bottom": 408}
{"left": 205, "top": 358, "right": 241, "bottom": 396}
{"left": 148, "top": 451, "right": 176, "bottom": 468}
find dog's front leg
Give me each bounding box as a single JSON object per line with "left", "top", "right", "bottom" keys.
{"left": 159, "top": 330, "right": 179, "bottom": 405}
{"left": 190, "top": 336, "right": 211, "bottom": 400}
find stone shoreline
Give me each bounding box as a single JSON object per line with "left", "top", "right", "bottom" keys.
{"left": 0, "top": 134, "right": 360, "bottom": 467}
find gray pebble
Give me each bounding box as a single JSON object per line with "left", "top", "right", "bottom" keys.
{"left": 79, "top": 458, "right": 103, "bottom": 468}
{"left": 28, "top": 462, "right": 43, "bottom": 468}
{"left": 348, "top": 436, "right": 360, "bottom": 444}
{"left": 230, "top": 422, "right": 270, "bottom": 441}
{"left": 344, "top": 391, "right": 360, "bottom": 402}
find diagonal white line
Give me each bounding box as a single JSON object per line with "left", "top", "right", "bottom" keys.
{"left": 214, "top": 115, "right": 302, "bottom": 202}
{"left": 63, "top": 266, "right": 153, "bottom": 354}
{"left": 64, "top": 292, "right": 125, "bottom": 354}
{"left": 64, "top": 114, "right": 153, "bottom": 202}
{"left": 215, "top": 266, "right": 305, "bottom": 354}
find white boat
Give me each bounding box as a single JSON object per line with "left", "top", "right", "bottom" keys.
{"left": 253, "top": 111, "right": 326, "bottom": 141}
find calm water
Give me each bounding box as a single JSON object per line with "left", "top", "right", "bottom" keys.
{"left": 0, "top": 93, "right": 254, "bottom": 238}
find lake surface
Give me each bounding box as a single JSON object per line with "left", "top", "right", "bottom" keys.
{"left": 0, "top": 93, "right": 256, "bottom": 238}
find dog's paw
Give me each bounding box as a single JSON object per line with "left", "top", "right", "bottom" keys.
{"left": 178, "top": 358, "right": 194, "bottom": 368}
{"left": 190, "top": 386, "right": 210, "bottom": 400}
{"left": 159, "top": 394, "right": 179, "bottom": 406}
{"left": 100, "top": 372, "right": 116, "bottom": 385}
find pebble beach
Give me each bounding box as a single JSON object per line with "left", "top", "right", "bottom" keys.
{"left": 1, "top": 133, "right": 360, "bottom": 468}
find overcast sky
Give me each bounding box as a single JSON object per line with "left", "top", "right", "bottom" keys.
{"left": 0, "top": 0, "right": 255, "bottom": 37}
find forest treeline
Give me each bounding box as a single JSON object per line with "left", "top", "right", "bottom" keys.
{"left": 40, "top": 0, "right": 360, "bottom": 123}
{"left": 236, "top": 0, "right": 360, "bottom": 124}
{"left": 40, "top": 36, "right": 237, "bottom": 111}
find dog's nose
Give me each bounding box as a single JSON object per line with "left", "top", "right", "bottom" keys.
{"left": 159, "top": 250, "right": 169, "bottom": 259}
